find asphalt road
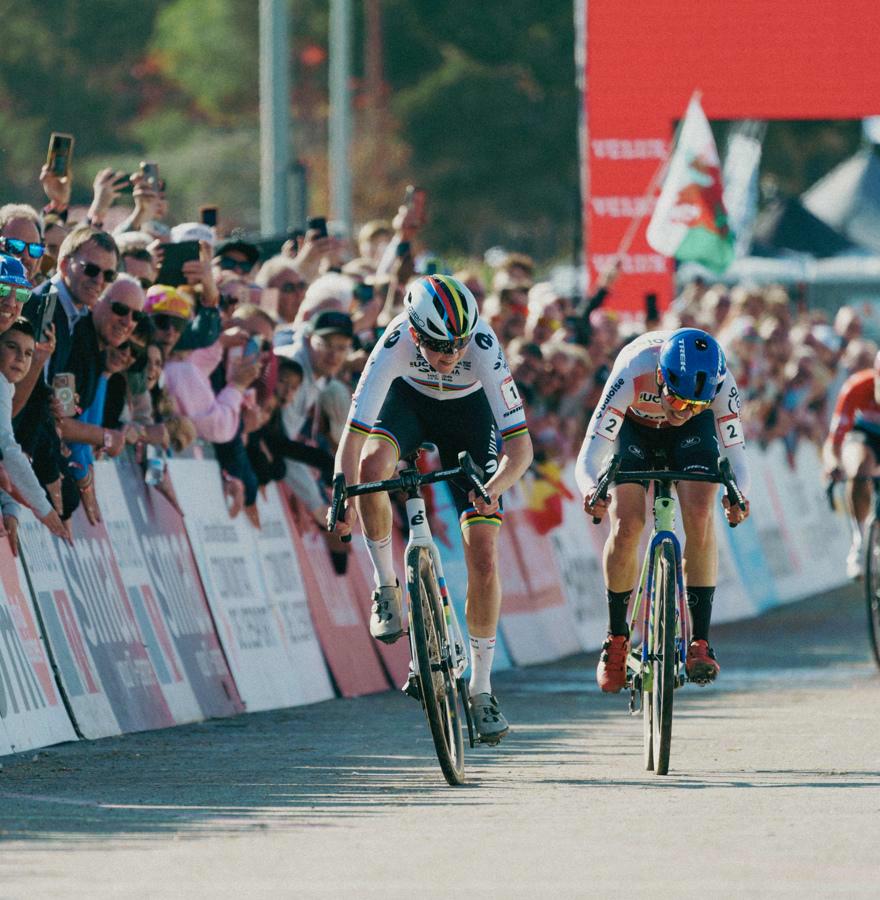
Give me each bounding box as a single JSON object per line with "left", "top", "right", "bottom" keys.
{"left": 0, "top": 584, "right": 878, "bottom": 899}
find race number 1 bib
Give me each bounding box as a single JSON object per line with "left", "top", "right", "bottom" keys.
{"left": 598, "top": 407, "right": 625, "bottom": 441}
{"left": 718, "top": 413, "right": 744, "bottom": 447}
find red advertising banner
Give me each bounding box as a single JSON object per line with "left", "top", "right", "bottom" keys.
{"left": 584, "top": 0, "right": 880, "bottom": 310}
{"left": 280, "top": 486, "right": 390, "bottom": 698}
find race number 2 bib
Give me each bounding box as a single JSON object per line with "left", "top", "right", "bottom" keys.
{"left": 598, "top": 406, "right": 625, "bottom": 441}
{"left": 718, "top": 413, "right": 744, "bottom": 447}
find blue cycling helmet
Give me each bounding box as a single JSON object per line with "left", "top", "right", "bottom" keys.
{"left": 657, "top": 328, "right": 726, "bottom": 403}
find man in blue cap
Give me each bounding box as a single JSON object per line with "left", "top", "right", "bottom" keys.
{"left": 0, "top": 253, "right": 34, "bottom": 335}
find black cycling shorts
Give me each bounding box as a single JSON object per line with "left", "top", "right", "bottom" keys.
{"left": 369, "top": 378, "right": 501, "bottom": 526}
{"left": 616, "top": 410, "right": 719, "bottom": 485}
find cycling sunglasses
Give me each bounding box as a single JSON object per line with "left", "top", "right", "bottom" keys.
{"left": 657, "top": 371, "right": 712, "bottom": 411}
{"left": 110, "top": 300, "right": 147, "bottom": 323}
{"left": 418, "top": 333, "right": 471, "bottom": 355}
{"left": 218, "top": 256, "right": 254, "bottom": 273}
{"left": 152, "top": 313, "right": 187, "bottom": 333}
{"left": 0, "top": 283, "right": 31, "bottom": 304}
{"left": 2, "top": 237, "right": 46, "bottom": 259}
{"left": 78, "top": 259, "right": 117, "bottom": 282}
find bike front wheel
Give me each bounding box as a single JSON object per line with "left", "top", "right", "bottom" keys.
{"left": 864, "top": 517, "right": 880, "bottom": 668}
{"left": 406, "top": 545, "right": 466, "bottom": 785}
{"left": 651, "top": 541, "right": 678, "bottom": 775}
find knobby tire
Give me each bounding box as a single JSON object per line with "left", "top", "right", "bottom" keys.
{"left": 865, "top": 517, "right": 880, "bottom": 668}
{"left": 406, "top": 545, "right": 466, "bottom": 785}
{"left": 651, "top": 542, "right": 677, "bottom": 775}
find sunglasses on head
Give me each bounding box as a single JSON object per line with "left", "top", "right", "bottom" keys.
{"left": 0, "top": 283, "right": 31, "bottom": 304}
{"left": 2, "top": 237, "right": 46, "bottom": 259}
{"left": 152, "top": 313, "right": 187, "bottom": 333}
{"left": 78, "top": 259, "right": 117, "bottom": 282}
{"left": 657, "top": 371, "right": 712, "bottom": 412}
{"left": 219, "top": 256, "right": 254, "bottom": 273}
{"left": 418, "top": 333, "right": 471, "bottom": 355}
{"left": 110, "top": 300, "right": 147, "bottom": 323}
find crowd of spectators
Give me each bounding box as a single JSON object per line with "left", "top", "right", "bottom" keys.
{"left": 0, "top": 150, "right": 871, "bottom": 558}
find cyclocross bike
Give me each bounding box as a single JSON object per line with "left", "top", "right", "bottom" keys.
{"left": 328, "top": 449, "right": 490, "bottom": 786}
{"left": 590, "top": 455, "right": 745, "bottom": 775}
{"left": 828, "top": 476, "right": 880, "bottom": 668}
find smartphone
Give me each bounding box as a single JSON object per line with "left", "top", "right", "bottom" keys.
{"left": 307, "top": 216, "right": 328, "bottom": 238}
{"left": 46, "top": 133, "right": 74, "bottom": 178}
{"left": 404, "top": 184, "right": 427, "bottom": 224}
{"left": 199, "top": 205, "right": 218, "bottom": 228}
{"left": 116, "top": 172, "right": 134, "bottom": 194}
{"left": 37, "top": 291, "right": 57, "bottom": 341}
{"left": 140, "top": 161, "right": 160, "bottom": 192}
{"left": 155, "top": 240, "right": 201, "bottom": 286}
{"left": 52, "top": 373, "right": 77, "bottom": 417}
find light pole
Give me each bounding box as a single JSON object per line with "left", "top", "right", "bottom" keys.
{"left": 329, "top": 0, "right": 353, "bottom": 239}
{"left": 259, "top": 0, "right": 290, "bottom": 236}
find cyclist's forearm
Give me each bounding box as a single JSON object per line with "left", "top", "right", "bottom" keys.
{"left": 487, "top": 432, "right": 533, "bottom": 496}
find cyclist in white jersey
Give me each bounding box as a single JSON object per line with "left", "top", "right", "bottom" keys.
{"left": 576, "top": 328, "right": 751, "bottom": 692}
{"left": 331, "top": 274, "right": 533, "bottom": 743}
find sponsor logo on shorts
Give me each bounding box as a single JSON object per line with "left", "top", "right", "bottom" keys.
{"left": 681, "top": 436, "right": 701, "bottom": 448}
{"left": 628, "top": 445, "right": 644, "bottom": 458}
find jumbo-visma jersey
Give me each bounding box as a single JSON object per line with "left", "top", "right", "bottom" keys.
{"left": 575, "top": 330, "right": 750, "bottom": 495}
{"left": 346, "top": 312, "right": 528, "bottom": 442}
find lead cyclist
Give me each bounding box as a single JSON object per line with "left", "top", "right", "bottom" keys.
{"left": 330, "top": 274, "right": 533, "bottom": 744}
{"left": 576, "top": 328, "right": 751, "bottom": 693}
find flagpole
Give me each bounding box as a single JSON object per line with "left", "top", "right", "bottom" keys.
{"left": 613, "top": 89, "right": 701, "bottom": 259}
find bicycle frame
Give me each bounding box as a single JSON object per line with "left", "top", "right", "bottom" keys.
{"left": 628, "top": 484, "right": 689, "bottom": 703}
{"left": 403, "top": 493, "right": 469, "bottom": 682}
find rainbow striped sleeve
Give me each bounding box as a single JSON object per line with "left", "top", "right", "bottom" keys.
{"left": 460, "top": 508, "right": 504, "bottom": 528}
{"left": 347, "top": 418, "right": 372, "bottom": 437}
{"left": 500, "top": 422, "right": 529, "bottom": 440}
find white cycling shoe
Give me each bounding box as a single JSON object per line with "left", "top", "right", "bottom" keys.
{"left": 369, "top": 582, "right": 404, "bottom": 643}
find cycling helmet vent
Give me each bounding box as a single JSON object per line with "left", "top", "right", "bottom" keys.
{"left": 658, "top": 327, "right": 726, "bottom": 403}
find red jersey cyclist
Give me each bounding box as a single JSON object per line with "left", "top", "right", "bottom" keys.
{"left": 822, "top": 350, "right": 880, "bottom": 579}
{"left": 576, "top": 328, "right": 751, "bottom": 692}
{"left": 331, "top": 274, "right": 533, "bottom": 744}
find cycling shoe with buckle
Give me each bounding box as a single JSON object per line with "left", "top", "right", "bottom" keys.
{"left": 596, "top": 632, "right": 630, "bottom": 693}
{"left": 686, "top": 639, "right": 720, "bottom": 685}
{"left": 370, "top": 582, "right": 404, "bottom": 644}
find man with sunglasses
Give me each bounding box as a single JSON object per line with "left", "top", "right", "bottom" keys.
{"left": 0, "top": 204, "right": 46, "bottom": 283}
{"left": 577, "top": 327, "right": 751, "bottom": 692}
{"left": 330, "top": 274, "right": 534, "bottom": 745}
{"left": 212, "top": 238, "right": 260, "bottom": 279}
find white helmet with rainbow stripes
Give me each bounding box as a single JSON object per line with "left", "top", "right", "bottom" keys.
{"left": 404, "top": 274, "right": 480, "bottom": 350}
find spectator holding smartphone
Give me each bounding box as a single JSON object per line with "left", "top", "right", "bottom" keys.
{"left": 0, "top": 317, "right": 69, "bottom": 544}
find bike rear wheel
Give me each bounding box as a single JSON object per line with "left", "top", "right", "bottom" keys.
{"left": 864, "top": 517, "right": 880, "bottom": 668}
{"left": 651, "top": 542, "right": 677, "bottom": 775}
{"left": 406, "top": 545, "right": 466, "bottom": 785}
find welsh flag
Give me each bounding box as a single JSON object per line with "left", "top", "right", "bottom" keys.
{"left": 646, "top": 93, "right": 734, "bottom": 273}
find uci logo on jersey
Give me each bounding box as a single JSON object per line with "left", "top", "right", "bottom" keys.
{"left": 639, "top": 391, "right": 660, "bottom": 403}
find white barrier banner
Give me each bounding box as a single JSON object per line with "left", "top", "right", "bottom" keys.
{"left": 0, "top": 540, "right": 77, "bottom": 754}
{"left": 168, "top": 458, "right": 314, "bottom": 712}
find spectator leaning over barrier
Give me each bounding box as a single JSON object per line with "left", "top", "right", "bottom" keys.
{"left": 61, "top": 274, "right": 146, "bottom": 523}
{"left": 0, "top": 317, "right": 69, "bottom": 547}
{"left": 275, "top": 309, "right": 354, "bottom": 527}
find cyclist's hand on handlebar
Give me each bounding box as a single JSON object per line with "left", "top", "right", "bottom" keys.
{"left": 469, "top": 486, "right": 500, "bottom": 516}
{"left": 327, "top": 499, "right": 357, "bottom": 537}
{"left": 722, "top": 494, "right": 750, "bottom": 526}
{"left": 583, "top": 490, "right": 610, "bottom": 522}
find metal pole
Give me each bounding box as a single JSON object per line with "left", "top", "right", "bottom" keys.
{"left": 329, "top": 0, "right": 353, "bottom": 237}
{"left": 259, "top": 0, "right": 290, "bottom": 236}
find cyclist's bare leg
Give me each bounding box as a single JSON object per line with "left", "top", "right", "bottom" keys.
{"left": 841, "top": 438, "right": 876, "bottom": 528}
{"left": 677, "top": 480, "right": 718, "bottom": 585}
{"left": 356, "top": 436, "right": 398, "bottom": 541}
{"left": 462, "top": 521, "right": 501, "bottom": 637}
{"left": 603, "top": 483, "right": 647, "bottom": 591}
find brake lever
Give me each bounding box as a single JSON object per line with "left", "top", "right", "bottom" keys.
{"left": 328, "top": 473, "right": 352, "bottom": 543}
